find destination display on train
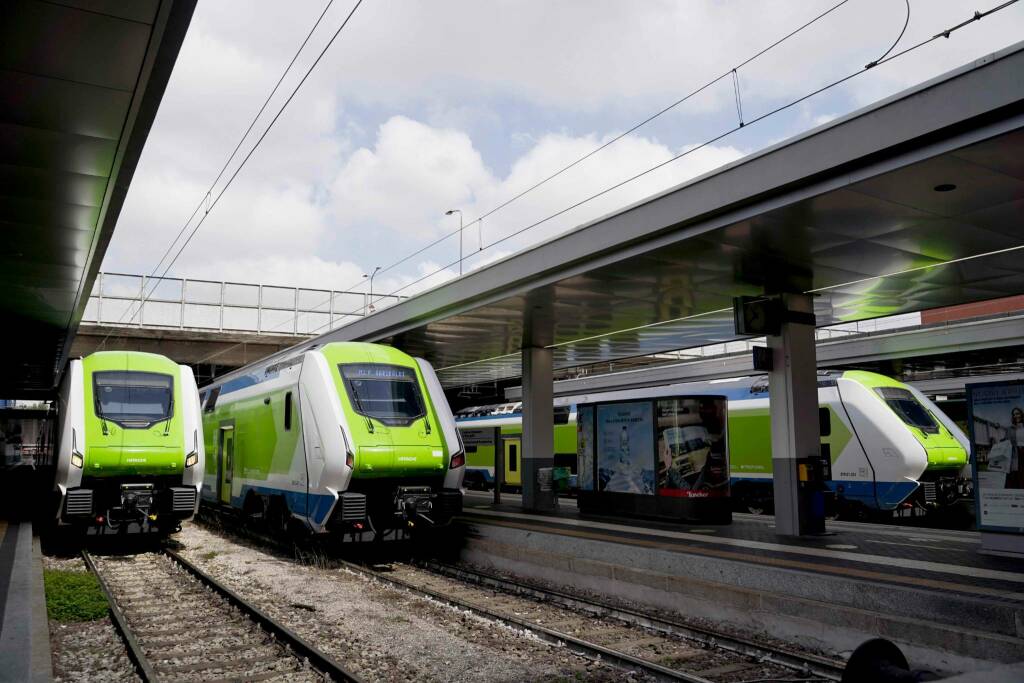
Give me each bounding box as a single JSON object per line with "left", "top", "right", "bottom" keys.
{"left": 967, "top": 380, "right": 1024, "bottom": 533}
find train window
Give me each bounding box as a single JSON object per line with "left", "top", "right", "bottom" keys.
{"left": 93, "top": 371, "right": 173, "bottom": 428}
{"left": 284, "top": 391, "right": 292, "bottom": 431}
{"left": 204, "top": 387, "right": 220, "bottom": 413}
{"left": 819, "top": 407, "right": 831, "bottom": 437}
{"left": 339, "top": 363, "right": 426, "bottom": 426}
{"left": 509, "top": 444, "right": 518, "bottom": 472}
{"left": 554, "top": 406, "right": 570, "bottom": 424}
{"left": 875, "top": 387, "right": 939, "bottom": 434}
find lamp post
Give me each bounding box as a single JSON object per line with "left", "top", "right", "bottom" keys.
{"left": 365, "top": 266, "right": 381, "bottom": 315}
{"left": 445, "top": 209, "right": 463, "bottom": 276}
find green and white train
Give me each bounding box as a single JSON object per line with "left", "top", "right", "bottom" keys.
{"left": 456, "top": 370, "right": 971, "bottom": 515}
{"left": 198, "top": 342, "right": 464, "bottom": 536}
{"left": 54, "top": 351, "right": 204, "bottom": 533}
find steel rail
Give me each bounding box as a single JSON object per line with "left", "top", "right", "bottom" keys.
{"left": 83, "top": 548, "right": 363, "bottom": 682}
{"left": 163, "top": 548, "right": 364, "bottom": 682}
{"left": 337, "top": 557, "right": 714, "bottom": 683}
{"left": 81, "top": 550, "right": 160, "bottom": 683}
{"left": 419, "top": 559, "right": 846, "bottom": 682}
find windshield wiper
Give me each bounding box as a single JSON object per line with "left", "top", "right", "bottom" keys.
{"left": 422, "top": 414, "right": 431, "bottom": 434}
{"left": 364, "top": 415, "right": 374, "bottom": 434}
{"left": 163, "top": 397, "right": 173, "bottom": 435}
{"left": 94, "top": 399, "right": 110, "bottom": 435}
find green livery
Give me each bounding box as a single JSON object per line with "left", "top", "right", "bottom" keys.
{"left": 54, "top": 351, "right": 204, "bottom": 533}
{"left": 199, "top": 342, "right": 464, "bottom": 536}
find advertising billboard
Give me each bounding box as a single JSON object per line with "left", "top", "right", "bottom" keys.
{"left": 656, "top": 398, "right": 729, "bottom": 498}
{"left": 967, "top": 381, "right": 1024, "bottom": 533}
{"left": 597, "top": 402, "right": 655, "bottom": 494}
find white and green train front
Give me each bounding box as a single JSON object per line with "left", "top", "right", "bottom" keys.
{"left": 199, "top": 342, "right": 465, "bottom": 534}
{"left": 54, "top": 352, "right": 204, "bottom": 530}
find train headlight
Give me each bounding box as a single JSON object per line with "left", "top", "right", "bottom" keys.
{"left": 184, "top": 450, "right": 199, "bottom": 468}
{"left": 71, "top": 452, "right": 84, "bottom": 468}
{"left": 449, "top": 451, "right": 465, "bottom": 469}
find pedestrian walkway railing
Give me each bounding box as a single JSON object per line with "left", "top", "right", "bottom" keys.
{"left": 82, "top": 272, "right": 403, "bottom": 336}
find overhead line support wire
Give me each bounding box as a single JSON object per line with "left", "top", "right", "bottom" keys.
{"left": 100, "top": 0, "right": 342, "bottom": 350}
{"left": 193, "top": 0, "right": 1018, "bottom": 369}
{"left": 295, "top": 0, "right": 857, "bottom": 311}
{"left": 345, "top": 0, "right": 1020, "bottom": 323}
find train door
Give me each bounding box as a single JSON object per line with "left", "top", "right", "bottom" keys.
{"left": 218, "top": 426, "right": 234, "bottom": 504}
{"left": 504, "top": 438, "right": 521, "bottom": 487}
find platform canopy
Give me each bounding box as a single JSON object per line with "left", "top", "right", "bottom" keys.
{"left": 237, "top": 40, "right": 1024, "bottom": 390}
{"left": 0, "top": 0, "right": 195, "bottom": 395}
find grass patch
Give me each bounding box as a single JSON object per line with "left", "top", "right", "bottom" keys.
{"left": 199, "top": 551, "right": 219, "bottom": 561}
{"left": 43, "top": 569, "right": 109, "bottom": 623}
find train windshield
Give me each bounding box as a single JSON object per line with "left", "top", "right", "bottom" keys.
{"left": 339, "top": 364, "right": 425, "bottom": 425}
{"left": 875, "top": 387, "right": 939, "bottom": 434}
{"left": 93, "top": 371, "right": 174, "bottom": 426}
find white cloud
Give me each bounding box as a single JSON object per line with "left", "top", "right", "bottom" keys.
{"left": 330, "top": 116, "right": 494, "bottom": 236}
{"left": 104, "top": 0, "right": 1024, "bottom": 302}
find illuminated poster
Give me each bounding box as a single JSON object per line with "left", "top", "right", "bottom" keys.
{"left": 577, "top": 405, "right": 595, "bottom": 491}
{"left": 597, "top": 402, "right": 654, "bottom": 494}
{"left": 967, "top": 381, "right": 1024, "bottom": 533}
{"left": 656, "top": 398, "right": 729, "bottom": 498}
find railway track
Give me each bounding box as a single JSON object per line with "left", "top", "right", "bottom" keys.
{"left": 82, "top": 548, "right": 362, "bottom": 682}
{"left": 342, "top": 557, "right": 845, "bottom": 683}
{"left": 193, "top": 510, "right": 847, "bottom": 681}
{"left": 419, "top": 560, "right": 848, "bottom": 682}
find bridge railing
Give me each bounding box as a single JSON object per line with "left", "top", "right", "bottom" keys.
{"left": 82, "top": 272, "right": 403, "bottom": 336}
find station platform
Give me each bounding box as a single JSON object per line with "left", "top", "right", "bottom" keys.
{"left": 457, "top": 491, "right": 1024, "bottom": 673}
{"left": 0, "top": 520, "right": 52, "bottom": 682}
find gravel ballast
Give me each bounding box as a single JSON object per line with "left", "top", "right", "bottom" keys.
{"left": 43, "top": 554, "right": 140, "bottom": 683}
{"left": 175, "top": 523, "right": 634, "bottom": 681}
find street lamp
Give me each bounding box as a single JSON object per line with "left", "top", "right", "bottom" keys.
{"left": 445, "top": 209, "right": 463, "bottom": 276}
{"left": 365, "top": 266, "right": 381, "bottom": 315}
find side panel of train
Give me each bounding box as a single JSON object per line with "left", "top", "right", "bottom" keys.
{"left": 200, "top": 342, "right": 465, "bottom": 534}
{"left": 456, "top": 371, "right": 970, "bottom": 511}
{"left": 53, "top": 352, "right": 204, "bottom": 532}
{"left": 461, "top": 419, "right": 575, "bottom": 489}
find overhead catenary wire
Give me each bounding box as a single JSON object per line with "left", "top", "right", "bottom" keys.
{"left": 334, "top": 0, "right": 1021, "bottom": 325}
{"left": 100, "top": 0, "right": 361, "bottom": 350}
{"left": 306, "top": 0, "right": 856, "bottom": 306}
{"left": 191, "top": 0, "right": 1019, "bottom": 369}
{"left": 193, "top": 0, "right": 861, "bottom": 356}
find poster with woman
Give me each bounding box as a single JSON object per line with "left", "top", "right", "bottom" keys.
{"left": 967, "top": 381, "right": 1024, "bottom": 533}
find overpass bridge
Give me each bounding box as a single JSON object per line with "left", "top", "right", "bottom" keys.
{"left": 69, "top": 270, "right": 403, "bottom": 379}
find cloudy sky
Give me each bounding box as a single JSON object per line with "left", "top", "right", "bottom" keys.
{"left": 105, "top": 0, "right": 1024, "bottom": 311}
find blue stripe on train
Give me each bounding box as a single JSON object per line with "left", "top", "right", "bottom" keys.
{"left": 230, "top": 484, "right": 337, "bottom": 526}
{"left": 729, "top": 476, "right": 918, "bottom": 511}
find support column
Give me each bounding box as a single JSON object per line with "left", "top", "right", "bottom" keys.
{"left": 492, "top": 426, "right": 503, "bottom": 505}
{"left": 767, "top": 293, "right": 822, "bottom": 536}
{"left": 521, "top": 345, "right": 556, "bottom": 512}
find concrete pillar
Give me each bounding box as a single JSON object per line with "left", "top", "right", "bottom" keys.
{"left": 767, "top": 293, "right": 821, "bottom": 536}
{"left": 521, "top": 345, "right": 556, "bottom": 512}
{"left": 492, "top": 426, "right": 503, "bottom": 505}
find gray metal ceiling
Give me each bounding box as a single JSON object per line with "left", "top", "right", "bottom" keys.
{"left": 0, "top": 0, "right": 195, "bottom": 395}
{"left": 213, "top": 40, "right": 1024, "bottom": 391}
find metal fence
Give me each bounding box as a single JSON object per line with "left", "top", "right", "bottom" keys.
{"left": 82, "top": 272, "right": 403, "bottom": 336}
